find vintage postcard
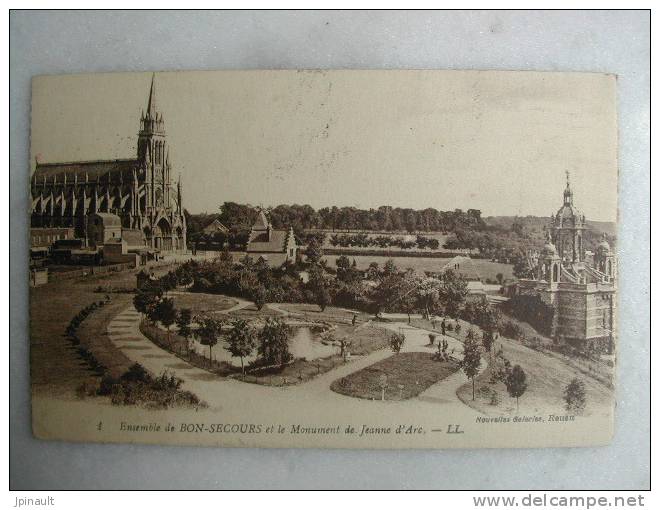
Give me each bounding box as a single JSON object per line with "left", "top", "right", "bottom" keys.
{"left": 29, "top": 70, "right": 617, "bottom": 449}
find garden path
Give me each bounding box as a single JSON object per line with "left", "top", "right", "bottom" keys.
{"left": 105, "top": 304, "right": 476, "bottom": 414}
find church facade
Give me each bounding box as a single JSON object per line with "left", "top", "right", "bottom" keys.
{"left": 516, "top": 174, "right": 617, "bottom": 354}
{"left": 30, "top": 75, "right": 186, "bottom": 252}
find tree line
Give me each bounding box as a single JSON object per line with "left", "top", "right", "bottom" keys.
{"left": 186, "top": 202, "right": 485, "bottom": 239}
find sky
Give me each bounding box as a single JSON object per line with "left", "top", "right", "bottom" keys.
{"left": 30, "top": 70, "right": 618, "bottom": 222}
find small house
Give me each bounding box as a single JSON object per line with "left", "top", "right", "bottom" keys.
{"left": 245, "top": 209, "right": 298, "bottom": 267}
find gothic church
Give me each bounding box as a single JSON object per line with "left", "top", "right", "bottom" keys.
{"left": 30, "top": 74, "right": 186, "bottom": 252}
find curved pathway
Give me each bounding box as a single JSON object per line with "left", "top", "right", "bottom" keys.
{"left": 106, "top": 303, "right": 479, "bottom": 415}
{"left": 217, "top": 296, "right": 253, "bottom": 314}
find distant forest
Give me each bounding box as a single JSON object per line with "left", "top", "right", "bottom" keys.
{"left": 187, "top": 202, "right": 486, "bottom": 237}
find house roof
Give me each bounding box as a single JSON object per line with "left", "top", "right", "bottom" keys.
{"left": 246, "top": 229, "right": 290, "bottom": 253}
{"left": 252, "top": 209, "right": 270, "bottom": 230}
{"left": 91, "top": 212, "right": 122, "bottom": 227}
{"left": 202, "top": 219, "right": 229, "bottom": 234}
{"left": 32, "top": 159, "right": 139, "bottom": 183}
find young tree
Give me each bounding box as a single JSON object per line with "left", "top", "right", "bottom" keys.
{"left": 308, "top": 264, "right": 332, "bottom": 311}
{"left": 397, "top": 271, "right": 421, "bottom": 324}
{"left": 506, "top": 364, "right": 528, "bottom": 411}
{"left": 366, "top": 262, "right": 380, "bottom": 281}
{"left": 305, "top": 235, "right": 324, "bottom": 265}
{"left": 336, "top": 255, "right": 360, "bottom": 284}
{"left": 482, "top": 330, "right": 494, "bottom": 359}
{"left": 197, "top": 316, "right": 223, "bottom": 366}
{"left": 250, "top": 284, "right": 268, "bottom": 311}
{"left": 389, "top": 331, "right": 405, "bottom": 354}
{"left": 416, "top": 277, "right": 440, "bottom": 319}
{"left": 225, "top": 318, "right": 256, "bottom": 378}
{"left": 133, "top": 289, "right": 154, "bottom": 318}
{"left": 563, "top": 378, "right": 586, "bottom": 414}
{"left": 370, "top": 272, "right": 405, "bottom": 318}
{"left": 474, "top": 297, "right": 501, "bottom": 339}
{"left": 335, "top": 255, "right": 351, "bottom": 271}
{"left": 316, "top": 285, "right": 332, "bottom": 312}
{"left": 176, "top": 308, "right": 193, "bottom": 355}
{"left": 459, "top": 336, "right": 481, "bottom": 400}
{"left": 155, "top": 298, "right": 177, "bottom": 345}
{"left": 382, "top": 259, "right": 398, "bottom": 277}
{"left": 438, "top": 269, "right": 468, "bottom": 318}
{"left": 160, "top": 271, "right": 178, "bottom": 294}
{"left": 258, "top": 317, "right": 292, "bottom": 367}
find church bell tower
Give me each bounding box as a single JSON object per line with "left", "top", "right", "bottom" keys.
{"left": 138, "top": 74, "right": 170, "bottom": 210}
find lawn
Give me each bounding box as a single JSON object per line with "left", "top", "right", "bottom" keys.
{"left": 321, "top": 255, "right": 514, "bottom": 282}
{"left": 330, "top": 352, "right": 459, "bottom": 401}
{"left": 273, "top": 303, "right": 373, "bottom": 325}
{"left": 409, "top": 315, "right": 614, "bottom": 416}
{"left": 30, "top": 262, "right": 185, "bottom": 397}
{"left": 227, "top": 304, "right": 281, "bottom": 319}
{"left": 168, "top": 291, "right": 237, "bottom": 315}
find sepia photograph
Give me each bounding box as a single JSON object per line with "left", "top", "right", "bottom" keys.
{"left": 28, "top": 69, "right": 618, "bottom": 449}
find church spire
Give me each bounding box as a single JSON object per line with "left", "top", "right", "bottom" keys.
{"left": 146, "top": 73, "right": 158, "bottom": 119}
{"left": 563, "top": 170, "right": 573, "bottom": 205}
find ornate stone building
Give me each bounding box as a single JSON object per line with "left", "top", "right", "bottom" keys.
{"left": 30, "top": 74, "right": 186, "bottom": 252}
{"left": 517, "top": 173, "right": 616, "bottom": 354}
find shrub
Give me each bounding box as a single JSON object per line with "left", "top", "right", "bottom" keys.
{"left": 389, "top": 332, "right": 406, "bottom": 353}
{"left": 502, "top": 320, "right": 524, "bottom": 341}
{"left": 563, "top": 378, "right": 587, "bottom": 414}
{"left": 75, "top": 382, "right": 95, "bottom": 400}
{"left": 477, "top": 385, "right": 492, "bottom": 399}
{"left": 97, "top": 375, "right": 119, "bottom": 396}
{"left": 121, "top": 363, "right": 150, "bottom": 383}
{"left": 104, "top": 365, "right": 204, "bottom": 409}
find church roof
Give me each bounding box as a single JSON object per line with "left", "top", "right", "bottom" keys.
{"left": 252, "top": 209, "right": 270, "bottom": 230}
{"left": 33, "top": 159, "right": 139, "bottom": 182}
{"left": 553, "top": 172, "right": 585, "bottom": 227}
{"left": 247, "top": 229, "right": 291, "bottom": 253}
{"left": 555, "top": 203, "right": 584, "bottom": 222}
